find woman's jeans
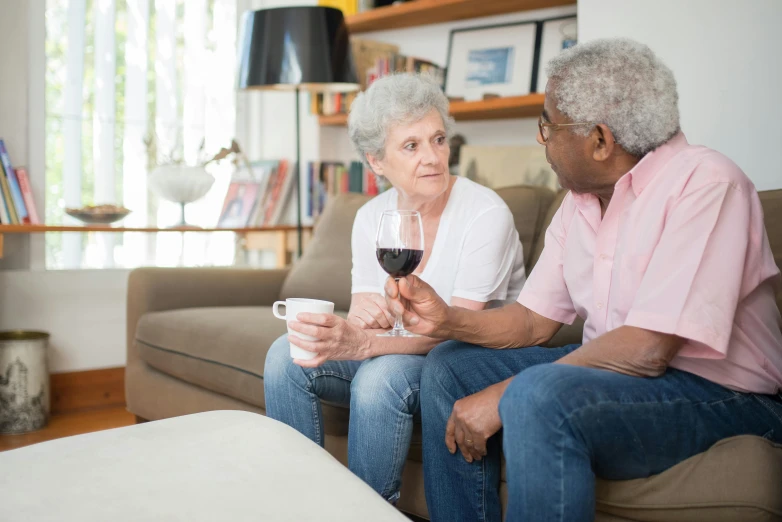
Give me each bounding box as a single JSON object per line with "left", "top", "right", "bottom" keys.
{"left": 264, "top": 335, "right": 423, "bottom": 503}
{"left": 421, "top": 341, "right": 782, "bottom": 522}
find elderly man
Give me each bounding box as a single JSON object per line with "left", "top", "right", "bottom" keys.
{"left": 385, "top": 38, "right": 782, "bottom": 521}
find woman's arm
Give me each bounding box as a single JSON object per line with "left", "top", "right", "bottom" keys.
{"left": 361, "top": 297, "right": 488, "bottom": 357}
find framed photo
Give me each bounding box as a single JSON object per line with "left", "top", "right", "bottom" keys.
{"left": 445, "top": 21, "right": 538, "bottom": 101}
{"left": 217, "top": 181, "right": 260, "bottom": 228}
{"left": 533, "top": 16, "right": 577, "bottom": 93}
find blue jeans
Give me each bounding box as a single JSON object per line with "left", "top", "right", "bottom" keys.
{"left": 263, "top": 335, "right": 423, "bottom": 502}
{"left": 421, "top": 341, "right": 782, "bottom": 522}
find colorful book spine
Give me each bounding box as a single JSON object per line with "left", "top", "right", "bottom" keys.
{"left": 14, "top": 168, "right": 40, "bottom": 224}
{"left": 0, "top": 166, "right": 14, "bottom": 224}
{"left": 0, "top": 140, "right": 28, "bottom": 223}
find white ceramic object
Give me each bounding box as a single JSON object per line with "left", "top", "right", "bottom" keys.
{"left": 148, "top": 165, "right": 215, "bottom": 204}
{"left": 273, "top": 298, "right": 335, "bottom": 360}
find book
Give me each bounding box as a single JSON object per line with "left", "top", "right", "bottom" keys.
{"left": 313, "top": 39, "right": 446, "bottom": 116}
{"left": 246, "top": 160, "right": 281, "bottom": 226}
{"left": 0, "top": 167, "right": 15, "bottom": 224}
{"left": 259, "top": 160, "right": 294, "bottom": 226}
{"left": 0, "top": 140, "right": 28, "bottom": 223}
{"left": 305, "top": 160, "right": 386, "bottom": 218}
{"left": 14, "top": 168, "right": 41, "bottom": 224}
{"left": 216, "top": 181, "right": 261, "bottom": 228}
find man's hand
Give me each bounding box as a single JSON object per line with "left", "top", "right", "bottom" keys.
{"left": 347, "top": 293, "right": 396, "bottom": 330}
{"left": 288, "top": 313, "right": 371, "bottom": 368}
{"left": 445, "top": 380, "right": 510, "bottom": 463}
{"left": 384, "top": 275, "right": 451, "bottom": 337}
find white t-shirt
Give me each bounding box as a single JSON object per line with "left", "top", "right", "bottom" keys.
{"left": 351, "top": 177, "right": 527, "bottom": 306}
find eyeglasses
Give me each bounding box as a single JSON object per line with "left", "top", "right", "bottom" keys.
{"left": 538, "top": 115, "right": 595, "bottom": 143}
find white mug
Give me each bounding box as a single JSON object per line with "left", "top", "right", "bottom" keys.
{"left": 273, "top": 298, "right": 335, "bottom": 360}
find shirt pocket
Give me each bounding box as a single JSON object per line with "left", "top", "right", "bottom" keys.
{"left": 618, "top": 253, "right": 653, "bottom": 303}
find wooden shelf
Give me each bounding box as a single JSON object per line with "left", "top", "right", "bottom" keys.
{"left": 346, "top": 0, "right": 575, "bottom": 34}
{"left": 0, "top": 224, "right": 307, "bottom": 234}
{"left": 319, "top": 113, "right": 351, "bottom": 126}
{"left": 0, "top": 224, "right": 313, "bottom": 262}
{"left": 319, "top": 93, "right": 545, "bottom": 126}
{"left": 449, "top": 93, "right": 545, "bottom": 120}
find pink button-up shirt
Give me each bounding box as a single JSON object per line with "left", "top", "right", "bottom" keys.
{"left": 518, "top": 133, "right": 782, "bottom": 394}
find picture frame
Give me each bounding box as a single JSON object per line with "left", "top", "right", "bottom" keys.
{"left": 445, "top": 21, "right": 539, "bottom": 101}
{"left": 533, "top": 15, "right": 578, "bottom": 93}
{"left": 458, "top": 145, "right": 559, "bottom": 191}
{"left": 217, "top": 181, "right": 261, "bottom": 228}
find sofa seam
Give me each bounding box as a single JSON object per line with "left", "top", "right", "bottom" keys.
{"left": 136, "top": 337, "right": 264, "bottom": 381}
{"left": 596, "top": 499, "right": 782, "bottom": 516}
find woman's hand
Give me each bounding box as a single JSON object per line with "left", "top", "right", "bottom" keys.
{"left": 384, "top": 275, "right": 451, "bottom": 337}
{"left": 288, "top": 313, "right": 372, "bottom": 368}
{"left": 347, "top": 293, "right": 396, "bottom": 330}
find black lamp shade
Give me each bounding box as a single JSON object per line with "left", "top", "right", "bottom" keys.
{"left": 237, "top": 6, "right": 359, "bottom": 93}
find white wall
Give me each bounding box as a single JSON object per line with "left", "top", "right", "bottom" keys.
{"left": 0, "top": 270, "right": 128, "bottom": 371}
{"left": 578, "top": 0, "right": 782, "bottom": 191}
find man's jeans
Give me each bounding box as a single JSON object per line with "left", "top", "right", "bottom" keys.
{"left": 264, "top": 335, "right": 423, "bottom": 503}
{"left": 421, "top": 341, "right": 782, "bottom": 522}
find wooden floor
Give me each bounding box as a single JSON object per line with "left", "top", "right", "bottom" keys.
{"left": 0, "top": 406, "right": 135, "bottom": 452}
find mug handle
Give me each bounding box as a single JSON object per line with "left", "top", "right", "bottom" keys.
{"left": 272, "top": 301, "right": 287, "bottom": 320}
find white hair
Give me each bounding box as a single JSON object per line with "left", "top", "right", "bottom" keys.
{"left": 546, "top": 38, "right": 680, "bottom": 157}
{"left": 348, "top": 73, "right": 454, "bottom": 171}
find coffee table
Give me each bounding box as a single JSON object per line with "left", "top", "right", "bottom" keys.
{"left": 0, "top": 410, "right": 408, "bottom": 521}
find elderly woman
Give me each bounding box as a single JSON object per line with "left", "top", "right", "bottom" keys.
{"left": 263, "top": 73, "right": 527, "bottom": 503}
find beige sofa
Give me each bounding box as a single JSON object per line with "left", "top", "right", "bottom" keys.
{"left": 126, "top": 185, "right": 782, "bottom": 521}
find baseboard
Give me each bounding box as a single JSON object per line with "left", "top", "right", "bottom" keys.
{"left": 50, "top": 367, "right": 126, "bottom": 415}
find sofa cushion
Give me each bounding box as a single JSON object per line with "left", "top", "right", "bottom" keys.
{"left": 529, "top": 188, "right": 568, "bottom": 268}
{"left": 759, "top": 189, "right": 782, "bottom": 311}
{"left": 135, "top": 306, "right": 350, "bottom": 435}
{"left": 595, "top": 435, "right": 782, "bottom": 521}
{"left": 497, "top": 435, "right": 782, "bottom": 521}
{"left": 280, "top": 193, "right": 370, "bottom": 312}
{"left": 495, "top": 185, "right": 556, "bottom": 271}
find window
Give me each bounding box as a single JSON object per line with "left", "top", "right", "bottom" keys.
{"left": 44, "top": 0, "right": 239, "bottom": 269}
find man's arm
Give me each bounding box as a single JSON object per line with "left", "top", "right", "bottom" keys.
{"left": 555, "top": 325, "right": 683, "bottom": 377}
{"left": 446, "top": 302, "right": 562, "bottom": 349}
{"left": 385, "top": 276, "right": 563, "bottom": 349}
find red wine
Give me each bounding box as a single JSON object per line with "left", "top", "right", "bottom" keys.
{"left": 376, "top": 248, "right": 424, "bottom": 278}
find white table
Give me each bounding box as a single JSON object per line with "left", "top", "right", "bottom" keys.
{"left": 0, "top": 410, "right": 408, "bottom": 522}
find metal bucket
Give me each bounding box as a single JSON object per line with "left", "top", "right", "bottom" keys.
{"left": 0, "top": 331, "right": 50, "bottom": 434}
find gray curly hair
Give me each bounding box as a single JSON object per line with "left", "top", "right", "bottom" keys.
{"left": 348, "top": 73, "right": 454, "bottom": 171}
{"left": 546, "top": 38, "right": 680, "bottom": 157}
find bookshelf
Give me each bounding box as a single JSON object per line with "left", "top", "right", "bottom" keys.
{"left": 319, "top": 0, "right": 574, "bottom": 125}
{"left": 319, "top": 94, "right": 546, "bottom": 126}
{"left": 346, "top": 0, "right": 575, "bottom": 34}
{"left": 0, "top": 225, "right": 313, "bottom": 267}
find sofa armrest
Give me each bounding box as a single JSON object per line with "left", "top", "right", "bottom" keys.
{"left": 127, "top": 267, "right": 289, "bottom": 364}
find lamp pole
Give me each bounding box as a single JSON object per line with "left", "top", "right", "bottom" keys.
{"left": 295, "top": 86, "right": 303, "bottom": 258}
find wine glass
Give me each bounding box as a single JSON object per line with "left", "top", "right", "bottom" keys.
{"left": 376, "top": 210, "right": 425, "bottom": 337}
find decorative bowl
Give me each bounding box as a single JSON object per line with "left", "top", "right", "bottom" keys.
{"left": 65, "top": 205, "right": 132, "bottom": 225}
{"left": 148, "top": 165, "right": 215, "bottom": 204}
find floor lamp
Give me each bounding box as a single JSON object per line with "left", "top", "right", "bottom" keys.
{"left": 236, "top": 6, "right": 359, "bottom": 257}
